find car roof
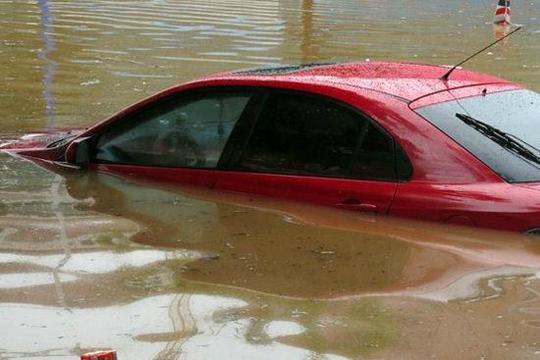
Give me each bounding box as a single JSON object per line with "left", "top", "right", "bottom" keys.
{"left": 207, "top": 61, "right": 513, "bottom": 102}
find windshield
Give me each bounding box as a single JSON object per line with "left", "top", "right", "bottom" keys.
{"left": 415, "top": 89, "right": 540, "bottom": 183}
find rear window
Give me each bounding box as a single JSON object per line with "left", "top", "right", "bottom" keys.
{"left": 415, "top": 89, "right": 540, "bottom": 182}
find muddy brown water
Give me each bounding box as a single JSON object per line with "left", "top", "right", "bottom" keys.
{"left": 1, "top": 1, "right": 540, "bottom": 359}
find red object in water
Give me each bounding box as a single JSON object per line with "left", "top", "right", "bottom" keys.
{"left": 80, "top": 351, "right": 117, "bottom": 360}
{"left": 494, "top": 0, "right": 511, "bottom": 24}
{"left": 3, "top": 61, "right": 540, "bottom": 233}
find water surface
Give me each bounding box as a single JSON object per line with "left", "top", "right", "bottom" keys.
{"left": 2, "top": 153, "right": 540, "bottom": 359}
{"left": 1, "top": 1, "right": 540, "bottom": 359}
{"left": 1, "top": 0, "right": 539, "bottom": 131}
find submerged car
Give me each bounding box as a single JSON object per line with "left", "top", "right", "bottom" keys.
{"left": 2, "top": 61, "right": 540, "bottom": 232}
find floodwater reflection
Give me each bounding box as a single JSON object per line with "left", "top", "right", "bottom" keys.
{"left": 58, "top": 166, "right": 540, "bottom": 299}
{"left": 37, "top": 0, "right": 57, "bottom": 128}
{"left": 1, "top": 153, "right": 540, "bottom": 358}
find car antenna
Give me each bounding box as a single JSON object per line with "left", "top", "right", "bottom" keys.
{"left": 440, "top": 26, "right": 522, "bottom": 81}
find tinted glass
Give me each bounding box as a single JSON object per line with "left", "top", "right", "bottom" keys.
{"left": 237, "top": 92, "right": 396, "bottom": 180}
{"left": 415, "top": 89, "right": 540, "bottom": 182}
{"left": 95, "top": 93, "right": 251, "bottom": 168}
{"left": 352, "top": 122, "right": 395, "bottom": 180}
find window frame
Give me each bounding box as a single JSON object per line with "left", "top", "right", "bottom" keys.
{"left": 221, "top": 88, "right": 412, "bottom": 182}
{"left": 87, "top": 85, "right": 413, "bottom": 181}
{"left": 89, "top": 87, "right": 264, "bottom": 170}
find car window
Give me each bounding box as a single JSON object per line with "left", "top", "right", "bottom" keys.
{"left": 415, "top": 89, "right": 540, "bottom": 182}
{"left": 94, "top": 92, "right": 252, "bottom": 168}
{"left": 351, "top": 121, "right": 395, "bottom": 180}
{"left": 235, "top": 92, "right": 396, "bottom": 180}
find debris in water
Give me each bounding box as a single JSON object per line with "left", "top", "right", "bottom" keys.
{"left": 80, "top": 79, "right": 100, "bottom": 87}
{"left": 202, "top": 255, "right": 220, "bottom": 261}
{"left": 80, "top": 350, "right": 117, "bottom": 360}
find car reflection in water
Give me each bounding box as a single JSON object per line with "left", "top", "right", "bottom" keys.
{"left": 1, "top": 152, "right": 540, "bottom": 359}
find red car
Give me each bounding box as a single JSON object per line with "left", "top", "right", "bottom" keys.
{"left": 3, "top": 61, "right": 540, "bottom": 232}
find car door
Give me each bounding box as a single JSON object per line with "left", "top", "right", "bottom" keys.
{"left": 215, "top": 90, "right": 401, "bottom": 214}
{"left": 89, "top": 89, "right": 256, "bottom": 187}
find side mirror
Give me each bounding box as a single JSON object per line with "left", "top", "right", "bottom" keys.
{"left": 64, "top": 136, "right": 93, "bottom": 168}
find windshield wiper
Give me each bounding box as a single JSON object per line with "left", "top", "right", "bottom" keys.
{"left": 46, "top": 134, "right": 77, "bottom": 148}
{"left": 455, "top": 113, "right": 540, "bottom": 166}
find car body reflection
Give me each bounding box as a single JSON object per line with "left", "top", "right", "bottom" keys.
{"left": 19, "top": 158, "right": 535, "bottom": 299}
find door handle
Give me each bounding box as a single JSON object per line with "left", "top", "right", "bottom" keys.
{"left": 335, "top": 198, "right": 378, "bottom": 212}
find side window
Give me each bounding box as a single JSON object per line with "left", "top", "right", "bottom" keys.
{"left": 351, "top": 122, "right": 395, "bottom": 180}
{"left": 236, "top": 92, "right": 396, "bottom": 180}
{"left": 94, "top": 92, "right": 252, "bottom": 168}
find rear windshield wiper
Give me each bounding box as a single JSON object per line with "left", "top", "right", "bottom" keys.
{"left": 455, "top": 113, "right": 540, "bottom": 166}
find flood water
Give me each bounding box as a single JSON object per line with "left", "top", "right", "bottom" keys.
{"left": 1, "top": 0, "right": 540, "bottom": 359}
